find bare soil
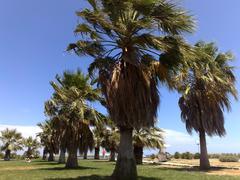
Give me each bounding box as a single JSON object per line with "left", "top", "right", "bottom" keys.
{"left": 145, "top": 158, "right": 240, "bottom": 176}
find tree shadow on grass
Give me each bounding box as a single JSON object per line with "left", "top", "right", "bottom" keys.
{"left": 88, "top": 160, "right": 116, "bottom": 165}
{"left": 39, "top": 166, "right": 99, "bottom": 171}
{"left": 45, "top": 175, "right": 161, "bottom": 180}
{"left": 33, "top": 162, "right": 60, "bottom": 166}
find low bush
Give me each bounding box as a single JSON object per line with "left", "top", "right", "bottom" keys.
{"left": 174, "top": 152, "right": 181, "bottom": 159}
{"left": 181, "top": 152, "right": 193, "bottom": 159}
{"left": 194, "top": 153, "right": 200, "bottom": 159}
{"left": 208, "top": 154, "right": 221, "bottom": 159}
{"left": 219, "top": 155, "right": 239, "bottom": 162}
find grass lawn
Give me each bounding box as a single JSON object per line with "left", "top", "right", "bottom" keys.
{"left": 0, "top": 159, "right": 239, "bottom": 180}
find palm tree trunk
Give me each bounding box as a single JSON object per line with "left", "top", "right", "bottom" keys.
{"left": 48, "top": 151, "right": 54, "bottom": 161}
{"left": 26, "top": 147, "right": 32, "bottom": 158}
{"left": 94, "top": 147, "right": 100, "bottom": 159}
{"left": 199, "top": 130, "right": 210, "bottom": 170}
{"left": 58, "top": 149, "right": 66, "bottom": 164}
{"left": 4, "top": 150, "right": 11, "bottom": 161}
{"left": 66, "top": 148, "right": 78, "bottom": 168}
{"left": 42, "top": 148, "right": 47, "bottom": 160}
{"left": 134, "top": 145, "right": 143, "bottom": 165}
{"left": 83, "top": 148, "right": 88, "bottom": 160}
{"left": 110, "top": 150, "right": 116, "bottom": 162}
{"left": 112, "top": 128, "right": 137, "bottom": 180}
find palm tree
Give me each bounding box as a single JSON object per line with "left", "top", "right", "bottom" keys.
{"left": 178, "top": 42, "right": 238, "bottom": 170}
{"left": 79, "top": 121, "right": 95, "bottom": 161}
{"left": 0, "top": 128, "right": 22, "bottom": 161}
{"left": 44, "top": 101, "right": 67, "bottom": 164}
{"left": 133, "top": 127, "right": 164, "bottom": 164}
{"left": 42, "top": 147, "right": 48, "bottom": 160}
{"left": 45, "top": 70, "right": 103, "bottom": 168}
{"left": 58, "top": 147, "right": 66, "bottom": 164}
{"left": 68, "top": 0, "right": 194, "bottom": 178}
{"left": 37, "top": 120, "right": 59, "bottom": 162}
{"left": 92, "top": 124, "right": 106, "bottom": 160}
{"left": 102, "top": 127, "right": 119, "bottom": 162}
{"left": 22, "top": 136, "right": 40, "bottom": 159}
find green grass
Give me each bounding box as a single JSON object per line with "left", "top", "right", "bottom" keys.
{"left": 0, "top": 159, "right": 239, "bottom": 180}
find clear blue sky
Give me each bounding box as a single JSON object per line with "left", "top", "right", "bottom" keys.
{"left": 0, "top": 0, "right": 239, "bottom": 153}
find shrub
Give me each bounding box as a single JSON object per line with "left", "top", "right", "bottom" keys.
{"left": 208, "top": 154, "right": 221, "bottom": 159}
{"left": 174, "top": 152, "right": 181, "bottom": 159}
{"left": 181, "top": 152, "right": 193, "bottom": 159}
{"left": 219, "top": 155, "right": 239, "bottom": 162}
{"left": 194, "top": 153, "right": 200, "bottom": 159}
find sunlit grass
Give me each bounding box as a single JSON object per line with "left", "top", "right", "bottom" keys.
{"left": 0, "top": 159, "right": 239, "bottom": 180}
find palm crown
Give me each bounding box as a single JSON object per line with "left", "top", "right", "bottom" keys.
{"left": 22, "top": 136, "right": 40, "bottom": 158}
{"left": 0, "top": 128, "right": 22, "bottom": 152}
{"left": 68, "top": 0, "right": 195, "bottom": 129}
{"left": 133, "top": 127, "right": 164, "bottom": 149}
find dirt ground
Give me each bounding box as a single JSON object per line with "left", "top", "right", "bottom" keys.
{"left": 145, "top": 158, "right": 240, "bottom": 176}
{"left": 170, "top": 159, "right": 240, "bottom": 168}
{"left": 171, "top": 159, "right": 240, "bottom": 176}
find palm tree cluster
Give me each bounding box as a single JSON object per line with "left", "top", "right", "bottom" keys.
{"left": 38, "top": 69, "right": 165, "bottom": 171}
{"left": 0, "top": 1, "right": 237, "bottom": 179}
{"left": 0, "top": 128, "right": 40, "bottom": 161}
{"left": 39, "top": 70, "right": 106, "bottom": 168}
{"left": 17, "top": 0, "right": 238, "bottom": 179}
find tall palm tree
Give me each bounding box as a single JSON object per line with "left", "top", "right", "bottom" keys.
{"left": 133, "top": 127, "right": 164, "bottom": 164}
{"left": 0, "top": 128, "right": 23, "bottom": 161}
{"left": 178, "top": 42, "right": 238, "bottom": 170}
{"left": 22, "top": 136, "right": 40, "bottom": 159}
{"left": 45, "top": 70, "right": 103, "bottom": 168}
{"left": 37, "top": 120, "right": 59, "bottom": 162}
{"left": 68, "top": 0, "right": 194, "bottom": 178}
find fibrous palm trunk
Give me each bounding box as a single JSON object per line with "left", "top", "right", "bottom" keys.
{"left": 83, "top": 148, "right": 88, "bottom": 160}
{"left": 134, "top": 146, "right": 143, "bottom": 165}
{"left": 42, "top": 148, "right": 47, "bottom": 160}
{"left": 199, "top": 130, "right": 210, "bottom": 170}
{"left": 112, "top": 128, "right": 137, "bottom": 180}
{"left": 48, "top": 151, "right": 54, "bottom": 162}
{"left": 66, "top": 148, "right": 78, "bottom": 168}
{"left": 94, "top": 147, "right": 100, "bottom": 160}
{"left": 58, "top": 149, "right": 66, "bottom": 164}
{"left": 26, "top": 147, "right": 32, "bottom": 158}
{"left": 4, "top": 150, "right": 11, "bottom": 161}
{"left": 110, "top": 149, "right": 116, "bottom": 162}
